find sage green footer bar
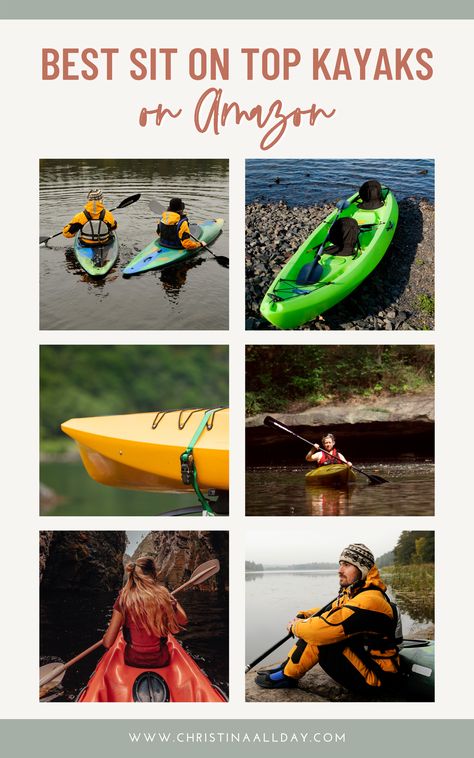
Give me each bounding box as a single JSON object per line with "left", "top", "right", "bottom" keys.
{"left": 1, "top": 721, "right": 473, "bottom": 757}
{"left": 4, "top": 0, "right": 474, "bottom": 19}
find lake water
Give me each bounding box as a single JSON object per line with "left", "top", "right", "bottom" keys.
{"left": 246, "top": 570, "right": 433, "bottom": 667}
{"left": 246, "top": 463, "right": 434, "bottom": 516}
{"left": 40, "top": 588, "right": 228, "bottom": 701}
{"left": 41, "top": 461, "right": 205, "bottom": 517}
{"left": 246, "top": 158, "right": 434, "bottom": 205}
{"left": 40, "top": 159, "right": 229, "bottom": 330}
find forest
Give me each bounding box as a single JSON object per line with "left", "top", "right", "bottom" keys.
{"left": 40, "top": 345, "right": 228, "bottom": 450}
{"left": 246, "top": 345, "right": 434, "bottom": 415}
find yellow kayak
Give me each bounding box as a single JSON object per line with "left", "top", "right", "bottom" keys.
{"left": 305, "top": 464, "right": 356, "bottom": 487}
{"left": 61, "top": 408, "right": 229, "bottom": 492}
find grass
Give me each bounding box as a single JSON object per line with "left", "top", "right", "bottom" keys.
{"left": 380, "top": 563, "right": 434, "bottom": 593}
{"left": 417, "top": 294, "right": 435, "bottom": 317}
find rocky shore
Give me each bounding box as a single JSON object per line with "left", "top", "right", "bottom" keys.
{"left": 246, "top": 198, "right": 434, "bottom": 330}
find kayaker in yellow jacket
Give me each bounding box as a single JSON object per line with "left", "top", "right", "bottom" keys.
{"left": 306, "top": 432, "right": 352, "bottom": 468}
{"left": 158, "top": 198, "right": 205, "bottom": 251}
{"left": 63, "top": 189, "right": 117, "bottom": 245}
{"left": 255, "top": 543, "right": 400, "bottom": 693}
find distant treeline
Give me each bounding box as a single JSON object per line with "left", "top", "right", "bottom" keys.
{"left": 394, "top": 531, "right": 434, "bottom": 565}
{"left": 246, "top": 345, "right": 434, "bottom": 415}
{"left": 40, "top": 345, "right": 228, "bottom": 447}
{"left": 245, "top": 561, "right": 264, "bottom": 572}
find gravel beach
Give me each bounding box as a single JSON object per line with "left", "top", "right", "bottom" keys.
{"left": 245, "top": 197, "right": 434, "bottom": 330}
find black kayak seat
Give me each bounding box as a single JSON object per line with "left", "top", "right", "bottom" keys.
{"left": 358, "top": 179, "right": 385, "bottom": 210}
{"left": 132, "top": 671, "right": 170, "bottom": 702}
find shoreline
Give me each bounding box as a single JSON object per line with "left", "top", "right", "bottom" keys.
{"left": 245, "top": 197, "right": 434, "bottom": 330}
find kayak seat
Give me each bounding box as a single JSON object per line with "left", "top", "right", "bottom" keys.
{"left": 132, "top": 671, "right": 170, "bottom": 702}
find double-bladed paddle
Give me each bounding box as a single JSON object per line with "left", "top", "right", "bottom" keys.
{"left": 39, "top": 193, "right": 142, "bottom": 246}
{"left": 39, "top": 558, "right": 220, "bottom": 696}
{"left": 149, "top": 200, "right": 229, "bottom": 268}
{"left": 296, "top": 199, "right": 351, "bottom": 285}
{"left": 263, "top": 415, "right": 388, "bottom": 485}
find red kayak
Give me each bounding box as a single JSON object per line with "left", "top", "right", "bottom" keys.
{"left": 77, "top": 632, "right": 227, "bottom": 702}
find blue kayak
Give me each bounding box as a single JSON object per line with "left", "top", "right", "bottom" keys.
{"left": 73, "top": 231, "right": 119, "bottom": 277}
{"left": 122, "top": 219, "right": 224, "bottom": 276}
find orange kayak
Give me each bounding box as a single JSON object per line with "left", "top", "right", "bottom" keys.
{"left": 61, "top": 407, "right": 229, "bottom": 492}
{"left": 77, "top": 632, "right": 227, "bottom": 702}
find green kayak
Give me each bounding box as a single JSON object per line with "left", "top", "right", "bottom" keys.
{"left": 306, "top": 464, "right": 357, "bottom": 487}
{"left": 73, "top": 231, "right": 119, "bottom": 277}
{"left": 122, "top": 218, "right": 224, "bottom": 275}
{"left": 260, "top": 188, "right": 398, "bottom": 329}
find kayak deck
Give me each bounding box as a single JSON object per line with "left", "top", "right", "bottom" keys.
{"left": 260, "top": 189, "right": 398, "bottom": 329}
{"left": 78, "top": 632, "right": 226, "bottom": 702}
{"left": 73, "top": 231, "right": 119, "bottom": 277}
{"left": 305, "top": 464, "right": 357, "bottom": 487}
{"left": 122, "top": 218, "right": 224, "bottom": 275}
{"left": 61, "top": 407, "right": 229, "bottom": 492}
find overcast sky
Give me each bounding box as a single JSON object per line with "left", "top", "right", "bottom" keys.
{"left": 246, "top": 524, "right": 405, "bottom": 565}
{"left": 126, "top": 531, "right": 149, "bottom": 555}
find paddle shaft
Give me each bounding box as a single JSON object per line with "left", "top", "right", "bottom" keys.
{"left": 40, "top": 193, "right": 141, "bottom": 245}
{"left": 245, "top": 633, "right": 292, "bottom": 673}
{"left": 264, "top": 416, "right": 388, "bottom": 485}
{"left": 39, "top": 558, "right": 220, "bottom": 688}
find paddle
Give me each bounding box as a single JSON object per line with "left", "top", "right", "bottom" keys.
{"left": 39, "top": 193, "right": 142, "bottom": 246}
{"left": 149, "top": 199, "right": 229, "bottom": 268}
{"left": 263, "top": 415, "right": 388, "bottom": 485}
{"left": 296, "top": 199, "right": 350, "bottom": 285}
{"left": 39, "top": 557, "right": 220, "bottom": 694}
{"left": 245, "top": 632, "right": 292, "bottom": 673}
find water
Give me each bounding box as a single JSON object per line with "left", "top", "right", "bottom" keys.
{"left": 245, "top": 158, "right": 434, "bottom": 205}
{"left": 40, "top": 588, "right": 228, "bottom": 702}
{"left": 40, "top": 159, "right": 229, "bottom": 330}
{"left": 246, "top": 463, "right": 434, "bottom": 516}
{"left": 41, "top": 461, "right": 204, "bottom": 516}
{"left": 245, "top": 570, "right": 433, "bottom": 667}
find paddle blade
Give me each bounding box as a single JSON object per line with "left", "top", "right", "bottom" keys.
{"left": 190, "top": 559, "right": 220, "bottom": 584}
{"left": 116, "top": 193, "right": 141, "bottom": 209}
{"left": 296, "top": 261, "right": 324, "bottom": 285}
{"left": 214, "top": 255, "right": 229, "bottom": 268}
{"left": 365, "top": 473, "right": 389, "bottom": 485}
{"left": 149, "top": 199, "right": 165, "bottom": 215}
{"left": 39, "top": 662, "right": 66, "bottom": 690}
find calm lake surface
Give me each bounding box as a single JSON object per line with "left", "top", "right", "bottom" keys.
{"left": 40, "top": 159, "right": 229, "bottom": 330}
{"left": 40, "top": 588, "right": 228, "bottom": 701}
{"left": 246, "top": 158, "right": 434, "bottom": 205}
{"left": 246, "top": 570, "right": 433, "bottom": 667}
{"left": 41, "top": 461, "right": 203, "bottom": 516}
{"left": 246, "top": 463, "right": 434, "bottom": 516}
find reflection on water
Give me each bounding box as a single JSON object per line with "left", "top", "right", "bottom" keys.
{"left": 40, "top": 588, "right": 228, "bottom": 701}
{"left": 246, "top": 463, "right": 434, "bottom": 516}
{"left": 245, "top": 570, "right": 433, "bottom": 666}
{"left": 40, "top": 461, "right": 201, "bottom": 517}
{"left": 40, "top": 159, "right": 228, "bottom": 330}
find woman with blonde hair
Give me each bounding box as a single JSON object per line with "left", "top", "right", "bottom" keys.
{"left": 102, "top": 557, "right": 188, "bottom": 668}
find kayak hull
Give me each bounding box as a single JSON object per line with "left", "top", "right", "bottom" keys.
{"left": 122, "top": 218, "right": 224, "bottom": 275}
{"left": 73, "top": 231, "right": 119, "bottom": 277}
{"left": 78, "top": 633, "right": 226, "bottom": 702}
{"left": 61, "top": 408, "right": 229, "bottom": 492}
{"left": 260, "top": 189, "right": 398, "bottom": 329}
{"left": 399, "top": 639, "right": 434, "bottom": 701}
{"left": 305, "top": 464, "right": 356, "bottom": 487}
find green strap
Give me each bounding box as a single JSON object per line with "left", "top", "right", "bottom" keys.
{"left": 180, "top": 408, "right": 222, "bottom": 516}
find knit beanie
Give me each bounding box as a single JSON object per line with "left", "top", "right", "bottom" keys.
{"left": 339, "top": 543, "right": 375, "bottom": 580}
{"left": 87, "top": 189, "right": 103, "bottom": 202}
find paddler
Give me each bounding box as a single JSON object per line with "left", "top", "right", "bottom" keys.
{"left": 157, "top": 198, "right": 205, "bottom": 250}
{"left": 255, "top": 543, "right": 401, "bottom": 694}
{"left": 63, "top": 189, "right": 117, "bottom": 245}
{"left": 102, "top": 557, "right": 188, "bottom": 667}
{"left": 306, "top": 432, "right": 352, "bottom": 468}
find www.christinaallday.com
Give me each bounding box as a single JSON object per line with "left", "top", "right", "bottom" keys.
{"left": 128, "top": 731, "right": 346, "bottom": 744}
